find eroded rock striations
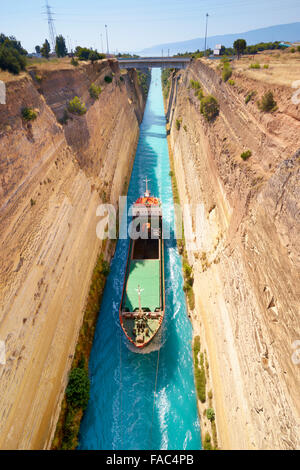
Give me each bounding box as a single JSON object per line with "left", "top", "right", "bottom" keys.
{"left": 166, "top": 60, "right": 300, "bottom": 450}
{"left": 0, "top": 60, "right": 147, "bottom": 449}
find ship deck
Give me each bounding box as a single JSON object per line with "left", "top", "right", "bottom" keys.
{"left": 124, "top": 259, "right": 160, "bottom": 312}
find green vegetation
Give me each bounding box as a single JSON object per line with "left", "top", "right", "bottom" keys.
{"left": 67, "top": 96, "right": 87, "bottom": 115}
{"left": 245, "top": 90, "right": 256, "bottom": 104}
{"left": 34, "top": 73, "right": 42, "bottom": 83}
{"left": 221, "top": 59, "right": 232, "bottom": 82}
{"left": 89, "top": 82, "right": 102, "bottom": 99}
{"left": 249, "top": 62, "right": 261, "bottom": 69}
{"left": 241, "top": 150, "right": 252, "bottom": 160}
{"left": 0, "top": 33, "right": 27, "bottom": 74}
{"left": 190, "top": 79, "right": 204, "bottom": 99}
{"left": 206, "top": 408, "right": 215, "bottom": 422}
{"left": 22, "top": 107, "right": 38, "bottom": 121}
{"left": 190, "top": 79, "right": 201, "bottom": 90}
{"left": 193, "top": 336, "right": 206, "bottom": 403}
{"left": 75, "top": 46, "right": 105, "bottom": 62}
{"left": 104, "top": 75, "right": 113, "bottom": 83}
{"left": 222, "top": 66, "right": 232, "bottom": 82}
{"left": 200, "top": 95, "right": 220, "bottom": 122}
{"left": 120, "top": 75, "right": 124, "bottom": 82}
{"left": 161, "top": 68, "right": 173, "bottom": 99}
{"left": 228, "top": 79, "right": 235, "bottom": 86}
{"left": 203, "top": 432, "right": 212, "bottom": 450}
{"left": 137, "top": 70, "right": 151, "bottom": 96}
{"left": 117, "top": 53, "right": 140, "bottom": 58}
{"left": 298, "top": 46, "right": 300, "bottom": 52}
{"left": 55, "top": 35, "right": 68, "bottom": 58}
{"left": 263, "top": 64, "right": 269, "bottom": 69}
{"left": 88, "top": 50, "right": 99, "bottom": 63}
{"left": 41, "top": 39, "right": 50, "bottom": 59}
{"left": 175, "top": 118, "right": 181, "bottom": 131}
{"left": 290, "top": 47, "right": 295, "bottom": 53}
{"left": 71, "top": 57, "right": 79, "bottom": 66}
{"left": 233, "top": 38, "right": 247, "bottom": 58}
{"left": 245, "top": 41, "right": 284, "bottom": 55}
{"left": 52, "top": 254, "right": 110, "bottom": 450}
{"left": 66, "top": 367, "right": 90, "bottom": 410}
{"left": 30, "top": 198, "right": 36, "bottom": 207}
{"left": 257, "top": 91, "right": 277, "bottom": 112}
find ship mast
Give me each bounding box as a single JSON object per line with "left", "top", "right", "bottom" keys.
{"left": 136, "top": 285, "right": 143, "bottom": 313}
{"left": 144, "top": 177, "right": 150, "bottom": 197}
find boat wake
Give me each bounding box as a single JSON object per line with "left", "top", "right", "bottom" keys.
{"left": 126, "top": 326, "right": 166, "bottom": 354}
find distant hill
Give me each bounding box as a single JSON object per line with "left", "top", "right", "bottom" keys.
{"left": 138, "top": 22, "right": 300, "bottom": 56}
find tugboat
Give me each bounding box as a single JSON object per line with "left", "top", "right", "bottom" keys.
{"left": 119, "top": 178, "right": 165, "bottom": 348}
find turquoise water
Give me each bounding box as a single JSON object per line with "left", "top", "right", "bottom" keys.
{"left": 78, "top": 68, "right": 201, "bottom": 450}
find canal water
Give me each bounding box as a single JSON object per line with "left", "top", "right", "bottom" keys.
{"left": 78, "top": 68, "right": 201, "bottom": 450}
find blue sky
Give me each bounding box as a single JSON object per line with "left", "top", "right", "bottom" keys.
{"left": 1, "top": 0, "right": 300, "bottom": 53}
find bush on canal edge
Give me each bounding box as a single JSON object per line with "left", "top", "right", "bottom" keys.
{"left": 51, "top": 253, "right": 110, "bottom": 450}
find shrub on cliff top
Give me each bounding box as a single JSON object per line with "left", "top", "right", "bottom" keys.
{"left": 66, "top": 367, "right": 90, "bottom": 410}
{"left": 89, "top": 83, "right": 102, "bottom": 99}
{"left": 71, "top": 57, "right": 79, "bottom": 66}
{"left": 0, "top": 34, "right": 27, "bottom": 74}
{"left": 104, "top": 75, "right": 113, "bottom": 83}
{"left": 206, "top": 408, "right": 215, "bottom": 422}
{"left": 250, "top": 62, "right": 261, "bottom": 69}
{"left": 67, "top": 96, "right": 87, "bottom": 115}
{"left": 22, "top": 107, "right": 38, "bottom": 121}
{"left": 241, "top": 150, "right": 252, "bottom": 160}
{"left": 222, "top": 64, "right": 232, "bottom": 82}
{"left": 200, "top": 95, "right": 219, "bottom": 121}
{"left": 257, "top": 91, "right": 277, "bottom": 112}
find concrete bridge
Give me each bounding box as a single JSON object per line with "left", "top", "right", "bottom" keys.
{"left": 117, "top": 57, "right": 191, "bottom": 69}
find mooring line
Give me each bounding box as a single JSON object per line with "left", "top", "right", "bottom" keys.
{"left": 149, "top": 348, "right": 160, "bottom": 449}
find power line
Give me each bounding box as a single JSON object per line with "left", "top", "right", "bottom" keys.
{"left": 105, "top": 24, "right": 109, "bottom": 55}
{"left": 42, "top": 0, "right": 56, "bottom": 52}
{"left": 204, "top": 13, "right": 209, "bottom": 55}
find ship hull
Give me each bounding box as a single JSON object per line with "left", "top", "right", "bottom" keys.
{"left": 119, "top": 232, "right": 165, "bottom": 349}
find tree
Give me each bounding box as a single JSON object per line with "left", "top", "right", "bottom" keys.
{"left": 35, "top": 45, "right": 41, "bottom": 54}
{"left": 0, "top": 34, "right": 27, "bottom": 74}
{"left": 233, "top": 39, "right": 247, "bottom": 59}
{"left": 66, "top": 367, "right": 90, "bottom": 410}
{"left": 55, "top": 35, "right": 68, "bottom": 58}
{"left": 200, "top": 95, "right": 220, "bottom": 121}
{"left": 41, "top": 39, "right": 50, "bottom": 59}
{"left": 88, "top": 50, "right": 99, "bottom": 63}
{"left": 206, "top": 408, "right": 215, "bottom": 422}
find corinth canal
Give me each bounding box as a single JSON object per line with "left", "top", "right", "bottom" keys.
{"left": 78, "top": 68, "right": 201, "bottom": 450}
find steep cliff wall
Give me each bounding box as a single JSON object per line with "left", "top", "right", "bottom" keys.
{"left": 166, "top": 60, "right": 300, "bottom": 449}
{"left": 0, "top": 60, "right": 147, "bottom": 449}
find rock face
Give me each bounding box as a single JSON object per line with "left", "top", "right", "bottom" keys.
{"left": 167, "top": 60, "right": 300, "bottom": 450}
{"left": 0, "top": 60, "right": 146, "bottom": 449}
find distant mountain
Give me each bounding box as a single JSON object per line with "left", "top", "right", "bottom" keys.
{"left": 138, "top": 22, "right": 300, "bottom": 56}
